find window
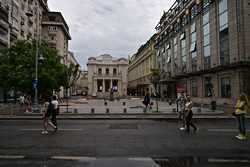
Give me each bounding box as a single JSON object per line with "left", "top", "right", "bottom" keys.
{"left": 219, "top": 0, "right": 229, "bottom": 65}
{"left": 106, "top": 68, "right": 109, "bottom": 75}
{"left": 190, "top": 42, "right": 196, "bottom": 53}
{"left": 191, "top": 80, "right": 198, "bottom": 97}
{"left": 181, "top": 36, "right": 187, "bottom": 67}
{"left": 98, "top": 68, "right": 102, "bottom": 75}
{"left": 203, "top": 11, "right": 211, "bottom": 69}
{"left": 113, "top": 68, "right": 117, "bottom": 75}
{"left": 204, "top": 77, "right": 213, "bottom": 97}
{"left": 221, "top": 77, "right": 231, "bottom": 98}
{"left": 174, "top": 37, "right": 178, "bottom": 59}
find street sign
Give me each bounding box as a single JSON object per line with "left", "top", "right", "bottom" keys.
{"left": 32, "top": 79, "right": 38, "bottom": 89}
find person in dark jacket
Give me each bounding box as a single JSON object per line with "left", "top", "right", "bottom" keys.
{"left": 143, "top": 93, "right": 151, "bottom": 112}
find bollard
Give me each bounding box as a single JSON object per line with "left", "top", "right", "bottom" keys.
{"left": 123, "top": 108, "right": 127, "bottom": 113}
{"left": 74, "top": 108, "right": 78, "bottom": 114}
{"left": 106, "top": 108, "right": 110, "bottom": 114}
{"left": 91, "top": 108, "right": 95, "bottom": 114}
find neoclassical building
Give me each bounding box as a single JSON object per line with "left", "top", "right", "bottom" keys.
{"left": 87, "top": 54, "right": 128, "bottom": 98}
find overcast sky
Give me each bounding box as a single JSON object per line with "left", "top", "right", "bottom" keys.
{"left": 48, "top": 0, "right": 175, "bottom": 69}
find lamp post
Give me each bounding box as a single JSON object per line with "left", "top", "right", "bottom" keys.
{"left": 26, "top": 9, "right": 40, "bottom": 112}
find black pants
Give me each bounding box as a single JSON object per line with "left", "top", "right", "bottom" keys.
{"left": 236, "top": 114, "right": 246, "bottom": 135}
{"left": 51, "top": 110, "right": 57, "bottom": 127}
{"left": 185, "top": 111, "right": 197, "bottom": 132}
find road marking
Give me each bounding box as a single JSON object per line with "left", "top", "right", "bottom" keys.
{"left": 128, "top": 157, "right": 154, "bottom": 161}
{"left": 0, "top": 155, "right": 25, "bottom": 159}
{"left": 208, "top": 129, "right": 250, "bottom": 132}
{"left": 20, "top": 128, "right": 83, "bottom": 131}
{"left": 51, "top": 156, "right": 96, "bottom": 161}
{"left": 208, "top": 158, "right": 250, "bottom": 163}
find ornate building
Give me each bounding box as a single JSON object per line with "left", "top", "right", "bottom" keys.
{"left": 87, "top": 54, "right": 128, "bottom": 98}
{"left": 128, "top": 34, "right": 157, "bottom": 96}
{"left": 155, "top": 0, "right": 250, "bottom": 109}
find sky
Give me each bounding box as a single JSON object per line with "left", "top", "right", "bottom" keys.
{"left": 48, "top": 0, "right": 175, "bottom": 69}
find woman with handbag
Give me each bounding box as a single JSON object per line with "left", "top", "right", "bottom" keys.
{"left": 51, "top": 95, "right": 59, "bottom": 132}
{"left": 234, "top": 94, "right": 249, "bottom": 140}
{"left": 184, "top": 96, "right": 197, "bottom": 133}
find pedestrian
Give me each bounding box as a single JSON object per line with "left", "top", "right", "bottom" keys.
{"left": 42, "top": 97, "right": 57, "bottom": 134}
{"left": 184, "top": 96, "right": 197, "bottom": 133}
{"left": 233, "top": 93, "right": 249, "bottom": 140}
{"left": 19, "top": 95, "right": 25, "bottom": 112}
{"left": 143, "top": 92, "right": 151, "bottom": 112}
{"left": 24, "top": 95, "right": 32, "bottom": 113}
{"left": 51, "top": 95, "right": 59, "bottom": 131}
{"left": 177, "top": 92, "right": 186, "bottom": 130}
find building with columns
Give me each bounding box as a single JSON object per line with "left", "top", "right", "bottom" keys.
{"left": 155, "top": 0, "right": 250, "bottom": 110}
{"left": 87, "top": 54, "right": 128, "bottom": 98}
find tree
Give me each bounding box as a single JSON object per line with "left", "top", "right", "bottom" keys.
{"left": 0, "top": 40, "right": 66, "bottom": 102}
{"left": 61, "top": 63, "right": 81, "bottom": 112}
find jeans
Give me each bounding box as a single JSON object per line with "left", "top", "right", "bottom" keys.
{"left": 185, "top": 111, "right": 197, "bottom": 132}
{"left": 237, "top": 114, "right": 246, "bottom": 135}
{"left": 51, "top": 110, "right": 57, "bottom": 127}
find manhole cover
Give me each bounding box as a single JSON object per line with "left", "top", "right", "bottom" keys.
{"left": 109, "top": 124, "right": 138, "bottom": 129}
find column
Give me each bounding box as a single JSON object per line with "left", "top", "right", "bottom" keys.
{"left": 110, "top": 79, "right": 113, "bottom": 91}
{"left": 93, "top": 79, "right": 97, "bottom": 96}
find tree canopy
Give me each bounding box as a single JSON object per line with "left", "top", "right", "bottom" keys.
{"left": 0, "top": 40, "right": 67, "bottom": 99}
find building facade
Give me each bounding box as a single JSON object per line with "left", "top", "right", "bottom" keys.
{"left": 128, "top": 34, "right": 157, "bottom": 96}
{"left": 0, "top": 0, "right": 48, "bottom": 46}
{"left": 42, "top": 12, "right": 71, "bottom": 64}
{"left": 155, "top": 0, "right": 250, "bottom": 109}
{"left": 0, "top": 1, "right": 9, "bottom": 48}
{"left": 87, "top": 54, "right": 128, "bottom": 98}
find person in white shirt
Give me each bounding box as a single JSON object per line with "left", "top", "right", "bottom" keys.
{"left": 51, "top": 95, "right": 59, "bottom": 131}
{"left": 184, "top": 96, "right": 197, "bottom": 133}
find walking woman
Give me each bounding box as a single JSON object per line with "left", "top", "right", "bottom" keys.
{"left": 185, "top": 96, "right": 197, "bottom": 133}
{"left": 234, "top": 94, "right": 249, "bottom": 140}
{"left": 51, "top": 95, "right": 59, "bottom": 131}
{"left": 42, "top": 97, "right": 57, "bottom": 134}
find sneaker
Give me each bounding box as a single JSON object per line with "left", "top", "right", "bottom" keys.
{"left": 42, "top": 130, "right": 48, "bottom": 134}
{"left": 54, "top": 127, "right": 58, "bottom": 132}
{"left": 180, "top": 127, "right": 186, "bottom": 131}
{"left": 235, "top": 134, "right": 246, "bottom": 140}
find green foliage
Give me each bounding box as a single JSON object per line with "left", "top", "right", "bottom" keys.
{"left": 62, "top": 63, "right": 81, "bottom": 89}
{"left": 0, "top": 40, "right": 66, "bottom": 97}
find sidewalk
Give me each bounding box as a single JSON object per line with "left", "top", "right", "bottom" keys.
{"left": 1, "top": 98, "right": 249, "bottom": 120}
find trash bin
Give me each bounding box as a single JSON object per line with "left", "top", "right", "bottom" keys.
{"left": 211, "top": 101, "right": 216, "bottom": 111}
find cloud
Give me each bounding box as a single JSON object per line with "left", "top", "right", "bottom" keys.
{"left": 48, "top": 0, "right": 175, "bottom": 68}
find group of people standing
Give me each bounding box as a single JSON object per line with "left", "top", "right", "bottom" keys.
{"left": 42, "top": 95, "right": 59, "bottom": 134}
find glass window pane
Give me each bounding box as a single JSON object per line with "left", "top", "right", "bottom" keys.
{"left": 204, "top": 34, "right": 210, "bottom": 46}
{"left": 219, "top": 11, "right": 228, "bottom": 31}
{"left": 203, "top": 12, "right": 209, "bottom": 25}
{"left": 219, "top": 0, "right": 228, "bottom": 14}
{"left": 191, "top": 22, "right": 196, "bottom": 33}
{"left": 204, "top": 45, "right": 211, "bottom": 57}
{"left": 203, "top": 23, "right": 210, "bottom": 35}
{"left": 191, "top": 32, "right": 196, "bottom": 43}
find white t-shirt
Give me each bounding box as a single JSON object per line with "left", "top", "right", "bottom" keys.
{"left": 51, "top": 100, "right": 59, "bottom": 110}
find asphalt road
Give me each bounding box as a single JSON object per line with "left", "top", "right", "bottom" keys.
{"left": 0, "top": 119, "right": 249, "bottom": 166}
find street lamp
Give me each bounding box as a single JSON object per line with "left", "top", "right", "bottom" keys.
{"left": 26, "top": 9, "right": 40, "bottom": 112}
